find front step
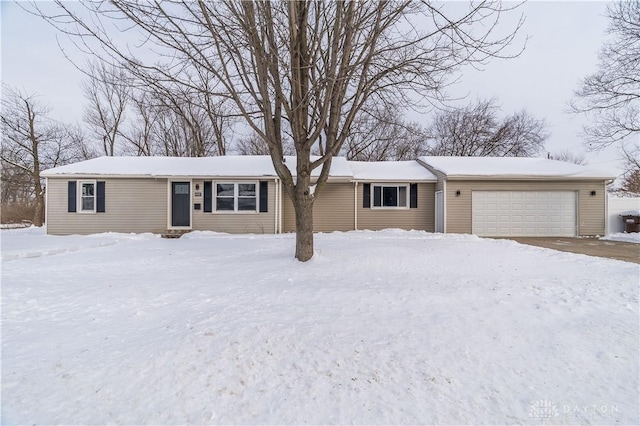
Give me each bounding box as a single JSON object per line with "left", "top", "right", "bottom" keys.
{"left": 161, "top": 229, "right": 191, "bottom": 239}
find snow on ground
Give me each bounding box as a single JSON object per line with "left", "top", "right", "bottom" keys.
{"left": 601, "top": 232, "right": 640, "bottom": 244}
{"left": 2, "top": 227, "right": 638, "bottom": 425}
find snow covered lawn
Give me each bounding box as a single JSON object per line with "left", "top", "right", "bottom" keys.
{"left": 2, "top": 228, "right": 638, "bottom": 425}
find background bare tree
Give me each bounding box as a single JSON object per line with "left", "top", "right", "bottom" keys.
{"left": 619, "top": 142, "right": 640, "bottom": 193}
{"left": 37, "top": 0, "right": 523, "bottom": 260}
{"left": 547, "top": 150, "right": 587, "bottom": 165}
{"left": 82, "top": 61, "right": 131, "bottom": 156}
{"left": 341, "top": 103, "right": 429, "bottom": 161}
{"left": 151, "top": 87, "right": 234, "bottom": 157}
{"left": 571, "top": 0, "right": 640, "bottom": 148}
{"left": 426, "top": 98, "right": 549, "bottom": 157}
{"left": 120, "top": 90, "right": 156, "bottom": 156}
{"left": 1, "top": 85, "right": 90, "bottom": 225}
{"left": 119, "top": 82, "right": 237, "bottom": 157}
{"left": 235, "top": 132, "right": 295, "bottom": 156}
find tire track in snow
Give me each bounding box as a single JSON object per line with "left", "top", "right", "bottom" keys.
{"left": 1, "top": 240, "right": 123, "bottom": 262}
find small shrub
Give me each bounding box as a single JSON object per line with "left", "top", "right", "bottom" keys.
{"left": 1, "top": 203, "right": 38, "bottom": 225}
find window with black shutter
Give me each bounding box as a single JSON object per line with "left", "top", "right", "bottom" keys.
{"left": 370, "top": 184, "right": 411, "bottom": 208}
{"left": 410, "top": 183, "right": 418, "bottom": 209}
{"left": 363, "top": 183, "right": 371, "bottom": 208}
{"left": 67, "top": 181, "right": 77, "bottom": 212}
{"left": 259, "top": 181, "right": 268, "bottom": 212}
{"left": 203, "top": 181, "right": 212, "bottom": 212}
{"left": 97, "top": 181, "right": 106, "bottom": 212}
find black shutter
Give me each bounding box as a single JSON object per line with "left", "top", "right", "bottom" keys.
{"left": 259, "top": 181, "right": 268, "bottom": 213}
{"left": 67, "top": 181, "right": 76, "bottom": 212}
{"left": 410, "top": 183, "right": 418, "bottom": 208}
{"left": 373, "top": 186, "right": 382, "bottom": 207}
{"left": 204, "top": 181, "right": 212, "bottom": 212}
{"left": 363, "top": 183, "right": 371, "bottom": 208}
{"left": 97, "top": 181, "right": 106, "bottom": 212}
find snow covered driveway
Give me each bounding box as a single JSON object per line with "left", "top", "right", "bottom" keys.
{"left": 2, "top": 228, "right": 638, "bottom": 425}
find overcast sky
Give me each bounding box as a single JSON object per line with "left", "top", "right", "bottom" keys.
{"left": 0, "top": 1, "right": 627, "bottom": 176}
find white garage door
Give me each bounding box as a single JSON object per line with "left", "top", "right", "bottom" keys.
{"left": 472, "top": 191, "right": 577, "bottom": 237}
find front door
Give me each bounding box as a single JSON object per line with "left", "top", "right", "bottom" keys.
{"left": 171, "top": 182, "right": 191, "bottom": 227}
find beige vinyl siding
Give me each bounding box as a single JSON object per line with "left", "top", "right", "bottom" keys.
{"left": 444, "top": 180, "right": 607, "bottom": 236}
{"left": 46, "top": 177, "right": 167, "bottom": 235}
{"left": 357, "top": 182, "right": 435, "bottom": 231}
{"left": 192, "top": 179, "right": 276, "bottom": 234}
{"left": 282, "top": 183, "right": 355, "bottom": 232}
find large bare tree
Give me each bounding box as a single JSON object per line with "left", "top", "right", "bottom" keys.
{"left": 36, "top": 0, "right": 523, "bottom": 260}
{"left": 1, "top": 85, "right": 90, "bottom": 225}
{"left": 427, "top": 98, "right": 549, "bottom": 157}
{"left": 571, "top": 0, "right": 640, "bottom": 148}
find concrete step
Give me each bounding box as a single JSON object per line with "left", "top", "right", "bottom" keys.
{"left": 161, "top": 229, "right": 191, "bottom": 239}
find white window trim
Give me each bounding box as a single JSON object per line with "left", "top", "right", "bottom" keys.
{"left": 214, "top": 181, "right": 259, "bottom": 214}
{"left": 371, "top": 183, "right": 410, "bottom": 209}
{"left": 77, "top": 180, "right": 97, "bottom": 214}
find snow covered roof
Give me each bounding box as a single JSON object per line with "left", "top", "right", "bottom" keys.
{"left": 418, "top": 156, "right": 615, "bottom": 180}
{"left": 43, "top": 155, "right": 612, "bottom": 182}
{"left": 41, "top": 156, "right": 277, "bottom": 178}
{"left": 41, "top": 155, "right": 437, "bottom": 182}
{"left": 349, "top": 161, "right": 437, "bottom": 182}
{"left": 41, "top": 156, "right": 353, "bottom": 179}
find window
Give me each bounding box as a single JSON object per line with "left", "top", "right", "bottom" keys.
{"left": 373, "top": 184, "right": 408, "bottom": 208}
{"left": 79, "top": 181, "right": 96, "bottom": 212}
{"left": 68, "top": 181, "right": 105, "bottom": 213}
{"left": 215, "top": 182, "right": 257, "bottom": 212}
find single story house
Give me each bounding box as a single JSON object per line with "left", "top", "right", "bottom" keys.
{"left": 41, "top": 155, "right": 614, "bottom": 237}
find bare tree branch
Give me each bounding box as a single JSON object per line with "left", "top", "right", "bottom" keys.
{"left": 570, "top": 0, "right": 640, "bottom": 149}
{"left": 82, "top": 60, "right": 131, "bottom": 156}
{"left": 547, "top": 150, "right": 587, "bottom": 165}
{"left": 426, "top": 98, "right": 548, "bottom": 157}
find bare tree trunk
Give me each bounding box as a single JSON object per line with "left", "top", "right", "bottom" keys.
{"left": 293, "top": 173, "right": 314, "bottom": 261}
{"left": 29, "top": 102, "right": 45, "bottom": 227}
{"left": 32, "top": 165, "right": 45, "bottom": 226}
{"left": 33, "top": 190, "right": 45, "bottom": 226}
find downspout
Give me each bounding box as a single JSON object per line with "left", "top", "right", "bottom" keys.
{"left": 604, "top": 179, "right": 613, "bottom": 236}
{"left": 44, "top": 177, "right": 48, "bottom": 234}
{"left": 278, "top": 178, "right": 283, "bottom": 234}
{"left": 274, "top": 178, "right": 279, "bottom": 234}
{"left": 442, "top": 179, "right": 447, "bottom": 233}
{"left": 354, "top": 182, "right": 358, "bottom": 230}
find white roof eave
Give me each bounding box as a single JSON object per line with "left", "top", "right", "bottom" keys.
{"left": 351, "top": 178, "right": 437, "bottom": 183}
{"left": 43, "top": 173, "right": 280, "bottom": 179}
{"left": 444, "top": 174, "right": 615, "bottom": 181}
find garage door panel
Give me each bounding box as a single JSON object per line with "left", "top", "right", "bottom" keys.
{"left": 473, "top": 191, "right": 576, "bottom": 237}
